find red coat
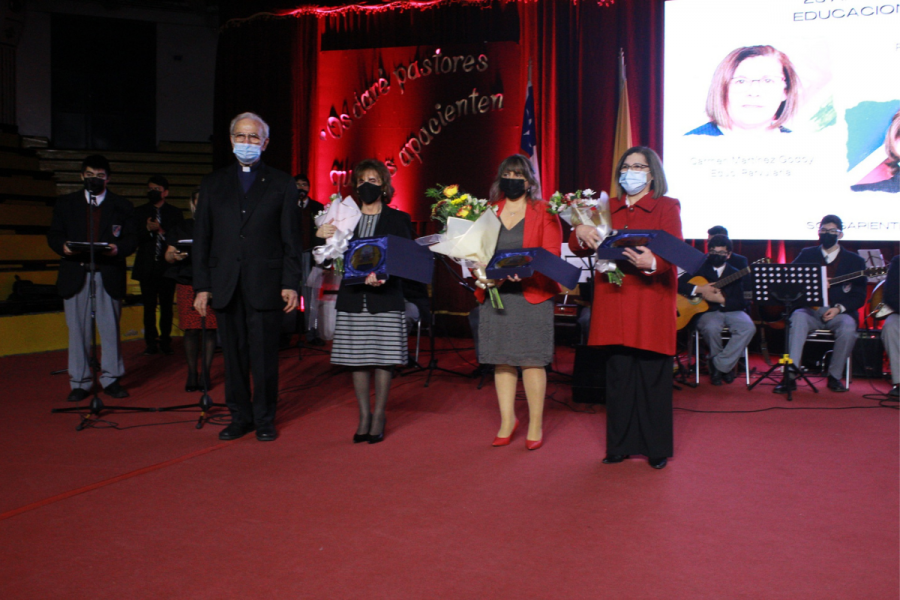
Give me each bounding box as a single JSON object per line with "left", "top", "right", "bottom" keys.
{"left": 475, "top": 199, "right": 562, "bottom": 305}
{"left": 568, "top": 195, "right": 683, "bottom": 356}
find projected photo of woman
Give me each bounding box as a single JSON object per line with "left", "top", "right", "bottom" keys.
{"left": 686, "top": 45, "right": 801, "bottom": 136}
{"left": 851, "top": 109, "right": 900, "bottom": 194}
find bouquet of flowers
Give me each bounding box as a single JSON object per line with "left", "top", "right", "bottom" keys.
{"left": 312, "top": 193, "right": 361, "bottom": 274}
{"left": 418, "top": 184, "right": 503, "bottom": 308}
{"left": 548, "top": 188, "right": 624, "bottom": 286}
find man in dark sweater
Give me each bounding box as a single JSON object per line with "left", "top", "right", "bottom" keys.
{"left": 678, "top": 235, "right": 755, "bottom": 385}
{"left": 775, "top": 215, "right": 866, "bottom": 393}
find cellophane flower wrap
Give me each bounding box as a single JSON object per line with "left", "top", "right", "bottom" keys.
{"left": 312, "top": 193, "right": 361, "bottom": 274}
{"left": 417, "top": 184, "right": 504, "bottom": 308}
{"left": 548, "top": 188, "right": 624, "bottom": 286}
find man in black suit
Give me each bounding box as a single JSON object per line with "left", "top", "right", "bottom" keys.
{"left": 193, "top": 112, "right": 301, "bottom": 442}
{"left": 678, "top": 235, "right": 755, "bottom": 385}
{"left": 294, "top": 173, "right": 325, "bottom": 345}
{"left": 775, "top": 215, "right": 866, "bottom": 393}
{"left": 132, "top": 175, "right": 184, "bottom": 355}
{"left": 47, "top": 155, "right": 137, "bottom": 402}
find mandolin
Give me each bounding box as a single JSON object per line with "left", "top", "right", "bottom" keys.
{"left": 676, "top": 258, "right": 771, "bottom": 331}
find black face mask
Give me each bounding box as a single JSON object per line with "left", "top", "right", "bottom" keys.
{"left": 707, "top": 254, "right": 728, "bottom": 268}
{"left": 296, "top": 189, "right": 309, "bottom": 201}
{"left": 83, "top": 177, "right": 106, "bottom": 195}
{"left": 357, "top": 181, "right": 383, "bottom": 205}
{"left": 499, "top": 177, "right": 527, "bottom": 200}
{"left": 147, "top": 189, "right": 163, "bottom": 203}
{"left": 818, "top": 232, "right": 839, "bottom": 249}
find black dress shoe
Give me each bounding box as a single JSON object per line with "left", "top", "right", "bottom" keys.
{"left": 602, "top": 454, "right": 629, "bottom": 464}
{"left": 722, "top": 369, "right": 736, "bottom": 384}
{"left": 256, "top": 424, "right": 277, "bottom": 442}
{"left": 890, "top": 386, "right": 899, "bottom": 399}
{"left": 185, "top": 374, "right": 198, "bottom": 392}
{"left": 353, "top": 433, "right": 369, "bottom": 443}
{"left": 160, "top": 342, "right": 174, "bottom": 356}
{"left": 709, "top": 367, "right": 723, "bottom": 386}
{"left": 827, "top": 375, "right": 848, "bottom": 393}
{"left": 142, "top": 345, "right": 159, "bottom": 356}
{"left": 649, "top": 457, "right": 668, "bottom": 469}
{"left": 66, "top": 388, "right": 90, "bottom": 402}
{"left": 773, "top": 378, "right": 797, "bottom": 394}
{"left": 103, "top": 382, "right": 129, "bottom": 398}
{"left": 219, "top": 421, "right": 255, "bottom": 441}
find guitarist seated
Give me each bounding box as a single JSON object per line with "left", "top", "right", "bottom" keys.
{"left": 881, "top": 256, "right": 899, "bottom": 398}
{"left": 775, "top": 215, "right": 866, "bottom": 394}
{"left": 678, "top": 235, "right": 755, "bottom": 385}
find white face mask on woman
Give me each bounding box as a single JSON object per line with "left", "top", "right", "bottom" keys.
{"left": 619, "top": 170, "right": 649, "bottom": 196}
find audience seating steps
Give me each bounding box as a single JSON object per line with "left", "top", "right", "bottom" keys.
{"left": 0, "top": 136, "right": 211, "bottom": 328}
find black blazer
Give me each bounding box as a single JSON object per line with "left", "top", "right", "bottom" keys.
{"left": 678, "top": 261, "right": 746, "bottom": 313}
{"left": 47, "top": 190, "right": 137, "bottom": 299}
{"left": 727, "top": 252, "right": 749, "bottom": 272}
{"left": 163, "top": 219, "right": 195, "bottom": 285}
{"left": 131, "top": 201, "right": 184, "bottom": 281}
{"left": 335, "top": 204, "right": 413, "bottom": 314}
{"left": 793, "top": 245, "right": 867, "bottom": 321}
{"left": 296, "top": 197, "right": 326, "bottom": 251}
{"left": 193, "top": 162, "right": 302, "bottom": 311}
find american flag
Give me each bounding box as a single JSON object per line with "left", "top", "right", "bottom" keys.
{"left": 520, "top": 65, "right": 539, "bottom": 180}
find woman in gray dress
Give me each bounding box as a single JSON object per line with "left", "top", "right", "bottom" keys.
{"left": 477, "top": 155, "right": 562, "bottom": 450}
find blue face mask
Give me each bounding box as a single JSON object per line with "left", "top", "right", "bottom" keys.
{"left": 233, "top": 142, "right": 262, "bottom": 164}
{"left": 619, "top": 171, "right": 649, "bottom": 196}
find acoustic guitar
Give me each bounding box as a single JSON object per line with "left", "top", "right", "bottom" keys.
{"left": 868, "top": 279, "right": 894, "bottom": 320}
{"left": 676, "top": 258, "right": 771, "bottom": 331}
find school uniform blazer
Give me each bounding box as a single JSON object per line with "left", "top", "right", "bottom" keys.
{"left": 131, "top": 201, "right": 185, "bottom": 281}
{"left": 474, "top": 199, "right": 563, "bottom": 305}
{"left": 192, "top": 162, "right": 302, "bottom": 311}
{"left": 793, "top": 245, "right": 867, "bottom": 323}
{"left": 335, "top": 204, "right": 413, "bottom": 314}
{"left": 46, "top": 190, "right": 137, "bottom": 300}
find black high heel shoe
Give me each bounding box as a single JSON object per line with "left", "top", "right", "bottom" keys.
{"left": 185, "top": 373, "right": 198, "bottom": 392}
{"left": 368, "top": 415, "right": 386, "bottom": 444}
{"left": 353, "top": 432, "right": 369, "bottom": 443}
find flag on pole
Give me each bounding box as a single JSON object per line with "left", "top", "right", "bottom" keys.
{"left": 609, "top": 48, "right": 634, "bottom": 197}
{"left": 521, "top": 61, "right": 540, "bottom": 182}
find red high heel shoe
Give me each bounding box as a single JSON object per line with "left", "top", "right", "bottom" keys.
{"left": 525, "top": 437, "right": 543, "bottom": 451}
{"left": 491, "top": 418, "right": 519, "bottom": 447}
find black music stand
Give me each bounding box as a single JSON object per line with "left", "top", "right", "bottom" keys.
{"left": 52, "top": 184, "right": 155, "bottom": 429}
{"left": 747, "top": 264, "right": 828, "bottom": 401}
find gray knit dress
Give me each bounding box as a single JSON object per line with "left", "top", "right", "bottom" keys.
{"left": 477, "top": 219, "right": 554, "bottom": 366}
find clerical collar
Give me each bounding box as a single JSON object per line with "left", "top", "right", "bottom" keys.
{"left": 239, "top": 161, "right": 261, "bottom": 173}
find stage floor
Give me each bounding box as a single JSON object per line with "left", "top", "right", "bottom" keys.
{"left": 0, "top": 339, "right": 897, "bottom": 599}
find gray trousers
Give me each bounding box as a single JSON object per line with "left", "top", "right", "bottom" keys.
{"left": 882, "top": 313, "right": 899, "bottom": 385}
{"left": 64, "top": 271, "right": 125, "bottom": 390}
{"left": 696, "top": 310, "right": 755, "bottom": 372}
{"left": 788, "top": 307, "right": 856, "bottom": 380}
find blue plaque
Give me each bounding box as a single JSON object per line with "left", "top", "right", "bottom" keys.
{"left": 596, "top": 229, "right": 705, "bottom": 274}
{"left": 343, "top": 235, "right": 434, "bottom": 285}
{"left": 486, "top": 247, "right": 581, "bottom": 291}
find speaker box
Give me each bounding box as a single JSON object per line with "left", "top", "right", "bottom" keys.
{"left": 852, "top": 331, "right": 885, "bottom": 378}
{"left": 572, "top": 345, "right": 607, "bottom": 404}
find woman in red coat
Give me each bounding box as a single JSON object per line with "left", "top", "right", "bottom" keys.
{"left": 477, "top": 154, "right": 562, "bottom": 450}
{"left": 570, "top": 146, "right": 682, "bottom": 469}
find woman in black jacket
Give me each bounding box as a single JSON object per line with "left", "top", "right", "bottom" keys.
{"left": 318, "top": 159, "right": 412, "bottom": 444}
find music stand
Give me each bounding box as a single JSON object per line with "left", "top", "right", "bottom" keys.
{"left": 747, "top": 264, "right": 828, "bottom": 400}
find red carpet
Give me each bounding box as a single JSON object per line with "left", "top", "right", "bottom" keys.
{"left": 0, "top": 340, "right": 897, "bottom": 599}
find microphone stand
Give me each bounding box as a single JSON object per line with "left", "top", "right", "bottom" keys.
{"left": 53, "top": 184, "right": 155, "bottom": 429}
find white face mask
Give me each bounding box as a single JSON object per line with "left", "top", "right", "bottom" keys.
{"left": 619, "top": 171, "right": 649, "bottom": 196}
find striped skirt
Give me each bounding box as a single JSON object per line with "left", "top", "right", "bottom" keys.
{"left": 331, "top": 306, "right": 408, "bottom": 367}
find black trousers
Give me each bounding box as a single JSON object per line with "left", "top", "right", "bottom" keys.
{"left": 604, "top": 346, "right": 673, "bottom": 458}
{"left": 139, "top": 265, "right": 176, "bottom": 345}
{"left": 218, "top": 284, "right": 282, "bottom": 427}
